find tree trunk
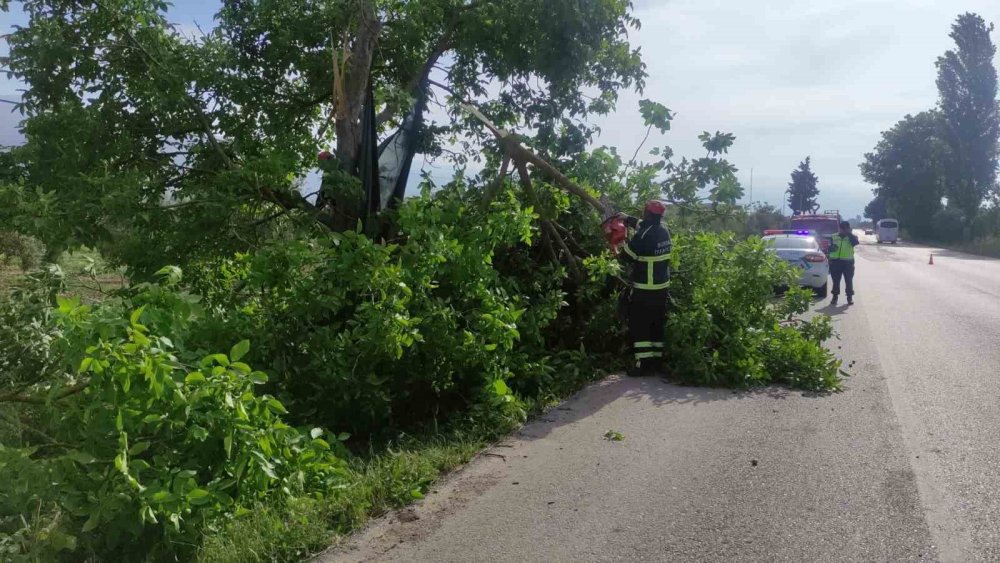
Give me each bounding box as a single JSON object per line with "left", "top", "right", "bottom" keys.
{"left": 334, "top": 1, "right": 383, "bottom": 172}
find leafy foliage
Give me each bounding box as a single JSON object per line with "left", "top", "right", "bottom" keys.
{"left": 787, "top": 157, "right": 819, "bottom": 214}
{"left": 862, "top": 12, "right": 1000, "bottom": 246}
{"left": 187, "top": 184, "right": 537, "bottom": 435}
{"left": 1, "top": 0, "right": 645, "bottom": 269}
{"left": 863, "top": 195, "right": 889, "bottom": 225}
{"left": 936, "top": 12, "right": 999, "bottom": 224}
{"left": 0, "top": 274, "right": 346, "bottom": 560}
{"left": 664, "top": 232, "right": 841, "bottom": 390}
{"left": 860, "top": 111, "right": 948, "bottom": 239}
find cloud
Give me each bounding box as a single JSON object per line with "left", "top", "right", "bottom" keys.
{"left": 597, "top": 0, "right": 1000, "bottom": 217}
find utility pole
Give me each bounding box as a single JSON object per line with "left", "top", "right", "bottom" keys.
{"left": 749, "top": 168, "right": 753, "bottom": 207}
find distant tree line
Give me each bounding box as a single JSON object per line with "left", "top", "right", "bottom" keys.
{"left": 862, "top": 12, "right": 1000, "bottom": 243}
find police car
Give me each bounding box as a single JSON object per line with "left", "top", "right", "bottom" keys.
{"left": 762, "top": 229, "right": 829, "bottom": 297}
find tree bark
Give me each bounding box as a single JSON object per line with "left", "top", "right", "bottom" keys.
{"left": 334, "top": 1, "right": 384, "bottom": 171}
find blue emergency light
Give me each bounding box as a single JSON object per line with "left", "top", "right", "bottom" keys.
{"left": 763, "top": 229, "right": 815, "bottom": 236}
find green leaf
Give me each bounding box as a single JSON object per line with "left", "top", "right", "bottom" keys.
{"left": 184, "top": 371, "right": 207, "bottom": 385}
{"left": 265, "top": 398, "right": 287, "bottom": 414}
{"left": 410, "top": 488, "right": 425, "bottom": 500}
{"left": 187, "top": 488, "right": 212, "bottom": 505}
{"left": 129, "top": 442, "right": 150, "bottom": 456}
{"left": 230, "top": 339, "right": 250, "bottom": 362}
{"left": 491, "top": 379, "right": 510, "bottom": 396}
{"left": 639, "top": 99, "right": 674, "bottom": 134}
{"left": 78, "top": 357, "right": 94, "bottom": 373}
{"left": 154, "top": 265, "right": 183, "bottom": 286}
{"left": 151, "top": 490, "right": 176, "bottom": 503}
{"left": 82, "top": 511, "right": 100, "bottom": 532}
{"left": 249, "top": 371, "right": 268, "bottom": 385}
{"left": 56, "top": 295, "right": 75, "bottom": 313}
{"left": 336, "top": 432, "right": 351, "bottom": 442}
{"left": 190, "top": 425, "right": 209, "bottom": 441}
{"left": 201, "top": 354, "right": 230, "bottom": 367}
{"left": 130, "top": 305, "right": 147, "bottom": 328}
{"left": 114, "top": 453, "right": 128, "bottom": 475}
{"left": 66, "top": 450, "right": 97, "bottom": 465}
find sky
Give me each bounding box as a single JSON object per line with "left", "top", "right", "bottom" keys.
{"left": 2, "top": 0, "right": 1000, "bottom": 218}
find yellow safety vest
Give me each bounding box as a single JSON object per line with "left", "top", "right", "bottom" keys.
{"left": 829, "top": 234, "right": 855, "bottom": 260}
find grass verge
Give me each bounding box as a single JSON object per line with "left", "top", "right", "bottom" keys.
{"left": 906, "top": 234, "right": 1000, "bottom": 259}
{"left": 196, "top": 413, "right": 524, "bottom": 562}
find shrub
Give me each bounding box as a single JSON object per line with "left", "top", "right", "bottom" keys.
{"left": 0, "top": 231, "right": 45, "bottom": 271}
{"left": 931, "top": 206, "right": 966, "bottom": 242}
{"left": 664, "top": 232, "right": 841, "bottom": 389}
{"left": 187, "top": 185, "right": 536, "bottom": 436}
{"left": 0, "top": 274, "right": 346, "bottom": 560}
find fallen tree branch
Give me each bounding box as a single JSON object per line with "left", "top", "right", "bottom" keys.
{"left": 425, "top": 79, "right": 608, "bottom": 216}
{"left": 515, "top": 160, "right": 581, "bottom": 278}
{"left": 0, "top": 381, "right": 90, "bottom": 405}
{"left": 481, "top": 153, "right": 511, "bottom": 210}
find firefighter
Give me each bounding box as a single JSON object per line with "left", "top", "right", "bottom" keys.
{"left": 828, "top": 220, "right": 859, "bottom": 305}
{"left": 615, "top": 200, "right": 672, "bottom": 377}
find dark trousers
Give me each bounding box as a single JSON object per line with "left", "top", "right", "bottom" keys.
{"left": 829, "top": 259, "right": 855, "bottom": 297}
{"left": 626, "top": 288, "right": 668, "bottom": 372}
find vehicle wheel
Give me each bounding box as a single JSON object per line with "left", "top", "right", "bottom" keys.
{"left": 815, "top": 282, "right": 828, "bottom": 298}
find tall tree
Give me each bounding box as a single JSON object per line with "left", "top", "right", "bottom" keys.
{"left": 787, "top": 157, "right": 819, "bottom": 214}
{"left": 0, "top": 0, "right": 645, "bottom": 273}
{"left": 860, "top": 111, "right": 948, "bottom": 238}
{"left": 863, "top": 196, "right": 888, "bottom": 225}
{"left": 936, "top": 12, "right": 1000, "bottom": 228}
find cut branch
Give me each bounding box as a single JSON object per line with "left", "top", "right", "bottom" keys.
{"left": 481, "top": 153, "right": 510, "bottom": 209}
{"left": 515, "top": 160, "right": 581, "bottom": 278}
{"left": 0, "top": 381, "right": 89, "bottom": 405}
{"left": 441, "top": 90, "right": 608, "bottom": 215}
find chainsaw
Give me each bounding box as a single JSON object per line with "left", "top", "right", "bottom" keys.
{"left": 599, "top": 194, "right": 627, "bottom": 255}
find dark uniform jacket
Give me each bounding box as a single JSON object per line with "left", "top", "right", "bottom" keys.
{"left": 622, "top": 215, "right": 672, "bottom": 290}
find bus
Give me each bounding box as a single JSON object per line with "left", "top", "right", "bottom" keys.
{"left": 876, "top": 218, "right": 899, "bottom": 244}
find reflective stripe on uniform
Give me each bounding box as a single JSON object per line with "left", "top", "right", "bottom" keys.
{"left": 633, "top": 341, "right": 664, "bottom": 349}
{"left": 623, "top": 245, "right": 638, "bottom": 260}
{"left": 634, "top": 351, "right": 663, "bottom": 360}
{"left": 635, "top": 253, "right": 671, "bottom": 262}
{"left": 633, "top": 281, "right": 670, "bottom": 290}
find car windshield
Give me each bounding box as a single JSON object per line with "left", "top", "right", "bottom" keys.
{"left": 880, "top": 221, "right": 898, "bottom": 228}
{"left": 764, "top": 236, "right": 818, "bottom": 249}
{"left": 790, "top": 219, "right": 839, "bottom": 235}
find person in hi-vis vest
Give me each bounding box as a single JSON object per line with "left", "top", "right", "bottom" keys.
{"left": 828, "top": 220, "right": 859, "bottom": 305}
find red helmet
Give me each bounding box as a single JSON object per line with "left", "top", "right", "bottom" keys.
{"left": 644, "top": 199, "right": 667, "bottom": 215}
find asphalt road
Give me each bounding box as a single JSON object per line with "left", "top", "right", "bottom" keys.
{"left": 325, "top": 236, "right": 1000, "bottom": 563}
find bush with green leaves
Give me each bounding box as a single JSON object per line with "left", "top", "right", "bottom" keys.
{"left": 186, "top": 184, "right": 539, "bottom": 436}
{"left": 0, "top": 231, "right": 45, "bottom": 271}
{"left": 0, "top": 274, "right": 347, "bottom": 561}
{"left": 664, "top": 231, "right": 841, "bottom": 390}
